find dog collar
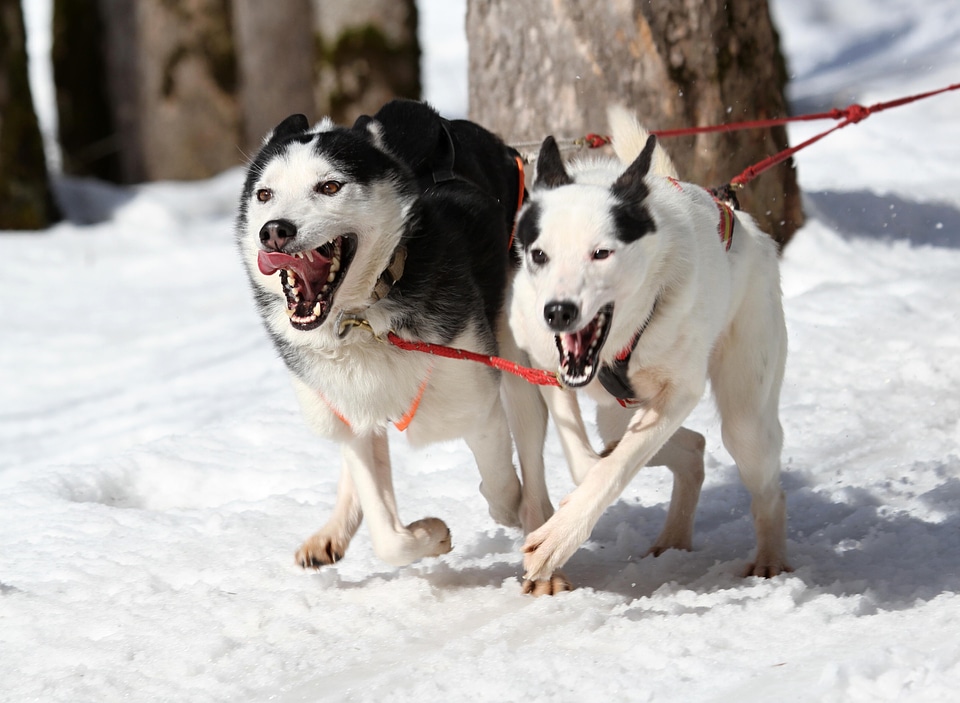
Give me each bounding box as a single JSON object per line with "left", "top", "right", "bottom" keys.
{"left": 597, "top": 294, "right": 660, "bottom": 406}
{"left": 335, "top": 245, "right": 407, "bottom": 339}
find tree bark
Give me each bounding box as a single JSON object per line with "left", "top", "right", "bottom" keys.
{"left": 52, "top": 0, "right": 122, "bottom": 181}
{"left": 231, "top": 0, "right": 315, "bottom": 153}
{"left": 97, "top": 0, "right": 241, "bottom": 183}
{"left": 467, "top": 0, "right": 802, "bottom": 249}
{"left": 311, "top": 0, "right": 420, "bottom": 126}
{"left": 0, "top": 0, "right": 59, "bottom": 229}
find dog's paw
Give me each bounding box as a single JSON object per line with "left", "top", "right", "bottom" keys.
{"left": 521, "top": 513, "right": 587, "bottom": 583}
{"left": 295, "top": 533, "right": 349, "bottom": 570}
{"left": 646, "top": 532, "right": 694, "bottom": 557}
{"left": 407, "top": 517, "right": 453, "bottom": 557}
{"left": 521, "top": 572, "right": 573, "bottom": 597}
{"left": 742, "top": 560, "right": 793, "bottom": 578}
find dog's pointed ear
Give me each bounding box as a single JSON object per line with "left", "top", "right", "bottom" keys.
{"left": 263, "top": 114, "right": 310, "bottom": 145}
{"left": 612, "top": 134, "right": 657, "bottom": 200}
{"left": 534, "top": 136, "right": 573, "bottom": 189}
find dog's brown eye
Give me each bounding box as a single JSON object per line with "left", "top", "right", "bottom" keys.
{"left": 256, "top": 188, "right": 272, "bottom": 203}
{"left": 316, "top": 180, "right": 342, "bottom": 196}
{"left": 530, "top": 248, "right": 548, "bottom": 265}
{"left": 592, "top": 249, "right": 612, "bottom": 260}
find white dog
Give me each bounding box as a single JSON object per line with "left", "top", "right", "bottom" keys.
{"left": 509, "top": 106, "right": 790, "bottom": 589}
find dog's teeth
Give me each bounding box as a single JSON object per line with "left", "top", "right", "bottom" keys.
{"left": 313, "top": 302, "right": 323, "bottom": 316}
{"left": 305, "top": 250, "right": 314, "bottom": 263}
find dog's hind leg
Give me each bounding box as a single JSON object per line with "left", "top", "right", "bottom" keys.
{"left": 296, "top": 464, "right": 363, "bottom": 569}
{"left": 596, "top": 404, "right": 705, "bottom": 554}
{"left": 645, "top": 427, "right": 705, "bottom": 555}
{"left": 347, "top": 430, "right": 452, "bottom": 566}
{"left": 711, "top": 276, "right": 790, "bottom": 577}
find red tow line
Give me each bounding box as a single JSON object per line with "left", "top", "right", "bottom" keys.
{"left": 386, "top": 332, "right": 562, "bottom": 388}
{"left": 580, "top": 82, "right": 960, "bottom": 188}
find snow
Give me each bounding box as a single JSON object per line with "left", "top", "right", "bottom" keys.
{"left": 3, "top": 0, "right": 960, "bottom": 700}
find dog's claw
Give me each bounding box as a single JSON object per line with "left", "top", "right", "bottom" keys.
{"left": 522, "top": 573, "right": 573, "bottom": 596}
{"left": 743, "top": 561, "right": 793, "bottom": 578}
{"left": 295, "top": 535, "right": 348, "bottom": 570}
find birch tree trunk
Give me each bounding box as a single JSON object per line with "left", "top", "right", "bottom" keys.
{"left": 467, "top": 0, "right": 802, "bottom": 248}
{"left": 0, "top": 0, "right": 59, "bottom": 229}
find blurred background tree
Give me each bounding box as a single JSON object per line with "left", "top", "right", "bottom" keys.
{"left": 0, "top": 0, "right": 60, "bottom": 229}
{"left": 48, "top": 0, "right": 420, "bottom": 184}
{"left": 466, "top": 0, "right": 803, "bottom": 249}
{"left": 10, "top": 0, "right": 801, "bottom": 249}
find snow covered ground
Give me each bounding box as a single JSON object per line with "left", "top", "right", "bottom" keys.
{"left": 3, "top": 0, "right": 959, "bottom": 700}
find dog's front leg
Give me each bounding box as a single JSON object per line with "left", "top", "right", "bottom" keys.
{"left": 522, "top": 386, "right": 702, "bottom": 584}
{"left": 296, "top": 463, "right": 363, "bottom": 568}
{"left": 540, "top": 385, "right": 601, "bottom": 485}
{"left": 346, "top": 429, "right": 452, "bottom": 567}
{"left": 464, "top": 391, "right": 524, "bottom": 530}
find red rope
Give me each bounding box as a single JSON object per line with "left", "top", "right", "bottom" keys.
{"left": 574, "top": 82, "right": 960, "bottom": 187}
{"left": 386, "top": 332, "right": 561, "bottom": 387}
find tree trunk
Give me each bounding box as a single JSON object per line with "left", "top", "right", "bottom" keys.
{"left": 0, "top": 0, "right": 59, "bottom": 229}
{"left": 231, "top": 0, "right": 315, "bottom": 153}
{"left": 466, "top": 0, "right": 802, "bottom": 249}
{"left": 311, "top": 0, "right": 421, "bottom": 126}
{"left": 97, "top": 0, "right": 241, "bottom": 183}
{"left": 52, "top": 0, "right": 122, "bottom": 181}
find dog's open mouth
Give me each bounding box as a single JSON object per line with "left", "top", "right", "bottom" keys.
{"left": 554, "top": 303, "right": 613, "bottom": 388}
{"left": 257, "top": 235, "right": 357, "bottom": 331}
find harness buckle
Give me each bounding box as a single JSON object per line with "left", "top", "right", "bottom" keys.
{"left": 336, "top": 312, "right": 381, "bottom": 340}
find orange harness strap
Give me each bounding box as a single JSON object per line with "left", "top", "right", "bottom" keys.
{"left": 507, "top": 155, "right": 526, "bottom": 251}
{"left": 317, "top": 365, "right": 434, "bottom": 432}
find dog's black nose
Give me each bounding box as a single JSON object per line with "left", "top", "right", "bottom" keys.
{"left": 544, "top": 301, "right": 580, "bottom": 332}
{"left": 259, "top": 219, "right": 297, "bottom": 251}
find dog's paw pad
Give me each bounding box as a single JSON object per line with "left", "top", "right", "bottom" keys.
{"left": 521, "top": 572, "right": 573, "bottom": 597}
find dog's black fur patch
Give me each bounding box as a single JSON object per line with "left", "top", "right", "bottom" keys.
{"left": 515, "top": 201, "right": 541, "bottom": 250}
{"left": 609, "top": 135, "right": 658, "bottom": 243}
{"left": 533, "top": 137, "right": 573, "bottom": 190}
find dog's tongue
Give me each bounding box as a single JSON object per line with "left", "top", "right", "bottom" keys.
{"left": 258, "top": 249, "right": 330, "bottom": 281}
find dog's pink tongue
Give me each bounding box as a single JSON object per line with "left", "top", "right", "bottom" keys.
{"left": 257, "top": 250, "right": 331, "bottom": 287}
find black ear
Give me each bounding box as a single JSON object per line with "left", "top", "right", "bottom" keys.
{"left": 534, "top": 136, "right": 573, "bottom": 189}
{"left": 611, "top": 134, "right": 657, "bottom": 201}
{"left": 268, "top": 114, "right": 310, "bottom": 143}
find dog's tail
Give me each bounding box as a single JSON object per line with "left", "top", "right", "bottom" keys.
{"left": 607, "top": 105, "right": 678, "bottom": 179}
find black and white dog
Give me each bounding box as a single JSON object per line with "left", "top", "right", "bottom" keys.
{"left": 509, "top": 107, "right": 791, "bottom": 589}
{"left": 236, "top": 100, "right": 555, "bottom": 587}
